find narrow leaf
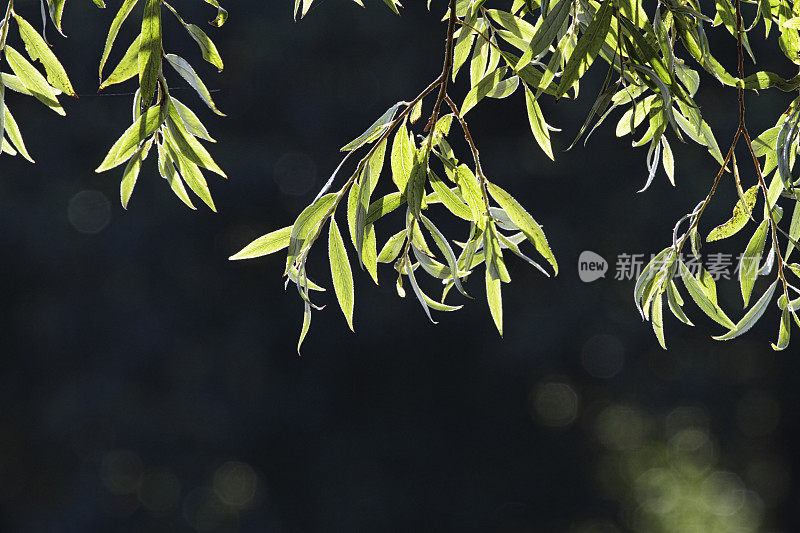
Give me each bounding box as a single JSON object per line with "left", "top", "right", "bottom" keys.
{"left": 329, "top": 218, "right": 355, "bottom": 331}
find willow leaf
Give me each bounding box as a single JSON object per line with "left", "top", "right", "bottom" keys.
{"left": 3, "top": 106, "right": 33, "bottom": 163}
{"left": 165, "top": 54, "right": 225, "bottom": 116}
{"left": 524, "top": 86, "right": 554, "bottom": 160}
{"left": 772, "top": 307, "right": 791, "bottom": 350}
{"left": 13, "top": 13, "right": 75, "bottom": 96}
{"left": 230, "top": 227, "right": 291, "bottom": 260}
{"left": 100, "top": 36, "right": 140, "bottom": 90}
{"left": 555, "top": 0, "right": 613, "bottom": 99}
{"left": 341, "top": 102, "right": 401, "bottom": 151}
{"left": 487, "top": 182, "right": 557, "bottom": 274}
{"left": 739, "top": 219, "right": 769, "bottom": 307}
{"left": 99, "top": 0, "right": 139, "bottom": 79}
{"left": 390, "top": 119, "right": 414, "bottom": 193}
{"left": 185, "top": 24, "right": 224, "bottom": 71}
{"left": 329, "top": 219, "right": 355, "bottom": 331}
{"left": 707, "top": 185, "right": 759, "bottom": 241}
{"left": 679, "top": 261, "right": 737, "bottom": 329}
{"left": 486, "top": 268, "right": 503, "bottom": 335}
{"left": 4, "top": 46, "right": 63, "bottom": 115}
{"left": 120, "top": 139, "right": 153, "bottom": 208}
{"left": 714, "top": 280, "right": 777, "bottom": 340}
{"left": 96, "top": 103, "right": 165, "bottom": 172}
{"left": 139, "top": 0, "right": 162, "bottom": 110}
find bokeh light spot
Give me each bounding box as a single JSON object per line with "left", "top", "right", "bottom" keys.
{"left": 68, "top": 190, "right": 111, "bottom": 234}
{"left": 530, "top": 379, "right": 579, "bottom": 428}
{"left": 213, "top": 461, "right": 258, "bottom": 509}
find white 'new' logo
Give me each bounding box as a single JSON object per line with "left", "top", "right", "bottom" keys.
{"left": 578, "top": 251, "right": 608, "bottom": 282}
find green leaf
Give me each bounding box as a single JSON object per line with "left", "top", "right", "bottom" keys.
{"left": 100, "top": 36, "right": 140, "bottom": 90}
{"left": 390, "top": 119, "right": 414, "bottom": 193}
{"left": 44, "top": 0, "right": 68, "bottom": 34}
{"left": 341, "top": 102, "right": 401, "bottom": 151}
{"left": 555, "top": 0, "right": 613, "bottom": 99}
{"left": 378, "top": 230, "right": 407, "bottom": 263}
{"left": 287, "top": 266, "right": 325, "bottom": 292}
{"left": 421, "top": 214, "right": 468, "bottom": 297}
{"left": 461, "top": 67, "right": 506, "bottom": 115}
{"left": 1, "top": 73, "right": 32, "bottom": 95}
{"left": 229, "top": 227, "right": 291, "bottom": 260}
{"left": 634, "top": 248, "right": 672, "bottom": 317}
{"left": 165, "top": 136, "right": 217, "bottom": 211}
{"left": 666, "top": 280, "right": 694, "bottom": 326}
{"left": 652, "top": 291, "right": 666, "bottom": 349}
{"left": 524, "top": 86, "right": 554, "bottom": 160}
{"left": 407, "top": 146, "right": 429, "bottom": 218}
{"left": 661, "top": 137, "right": 675, "bottom": 185}
{"left": 483, "top": 221, "right": 511, "bottom": 283}
{"left": 404, "top": 249, "right": 436, "bottom": 323}
{"left": 366, "top": 192, "right": 404, "bottom": 225}
{"left": 120, "top": 138, "right": 153, "bottom": 208}
{"left": 675, "top": 101, "right": 725, "bottom": 165}
{"left": 13, "top": 13, "right": 75, "bottom": 96}
{"left": 485, "top": 10, "right": 537, "bottom": 42}
{"left": 707, "top": 185, "right": 758, "bottom": 241}
{"left": 772, "top": 307, "right": 791, "bottom": 350}
{"left": 486, "top": 75, "right": 519, "bottom": 99}
{"left": 165, "top": 54, "right": 225, "bottom": 116}
{"left": 171, "top": 97, "right": 215, "bottom": 143}
{"left": 138, "top": 0, "right": 162, "bottom": 110}
{"left": 452, "top": 164, "right": 484, "bottom": 223}
{"left": 157, "top": 140, "right": 195, "bottom": 209}
{"left": 95, "top": 103, "right": 166, "bottom": 172}
{"left": 487, "top": 182, "right": 557, "bottom": 274}
{"left": 298, "top": 300, "right": 311, "bottom": 355}
{"left": 514, "top": 0, "right": 571, "bottom": 70}
{"left": 100, "top": 0, "right": 140, "bottom": 80}
{"left": 679, "top": 261, "right": 737, "bottom": 329}
{"left": 497, "top": 231, "right": 550, "bottom": 276}
{"left": 3, "top": 105, "right": 33, "bottom": 163}
{"left": 355, "top": 141, "right": 386, "bottom": 265}
{"left": 286, "top": 193, "right": 337, "bottom": 272}
{"left": 451, "top": 26, "right": 476, "bottom": 83}
{"left": 4, "top": 46, "right": 64, "bottom": 115}
{"left": 739, "top": 219, "right": 769, "bottom": 307}
{"left": 185, "top": 24, "right": 224, "bottom": 71}
{"left": 714, "top": 280, "right": 777, "bottom": 340}
{"left": 428, "top": 170, "right": 472, "bottom": 220}
{"left": 201, "top": 0, "right": 228, "bottom": 27}
{"left": 485, "top": 267, "right": 503, "bottom": 335}
{"left": 361, "top": 224, "right": 379, "bottom": 284}
{"left": 165, "top": 106, "right": 225, "bottom": 177}
{"left": 329, "top": 218, "right": 355, "bottom": 331}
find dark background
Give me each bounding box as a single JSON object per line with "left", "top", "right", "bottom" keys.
{"left": 1, "top": 0, "right": 798, "bottom": 531}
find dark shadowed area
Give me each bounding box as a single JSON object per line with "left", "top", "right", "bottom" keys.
{"left": 1, "top": 1, "right": 799, "bottom": 532}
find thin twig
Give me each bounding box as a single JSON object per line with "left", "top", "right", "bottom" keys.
{"left": 443, "top": 93, "right": 492, "bottom": 213}
{"left": 425, "top": 0, "right": 458, "bottom": 133}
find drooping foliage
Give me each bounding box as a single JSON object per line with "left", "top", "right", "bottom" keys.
{"left": 2, "top": 0, "right": 800, "bottom": 352}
